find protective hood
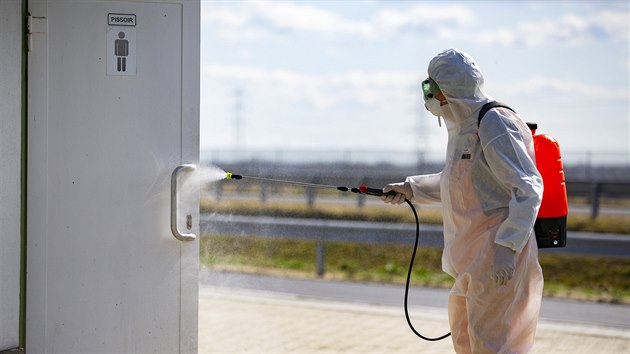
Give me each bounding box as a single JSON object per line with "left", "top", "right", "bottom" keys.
{"left": 427, "top": 48, "right": 493, "bottom": 126}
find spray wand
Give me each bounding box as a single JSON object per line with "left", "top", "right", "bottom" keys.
{"left": 224, "top": 171, "right": 451, "bottom": 342}
{"left": 227, "top": 172, "right": 350, "bottom": 192}
{"left": 225, "top": 172, "right": 396, "bottom": 197}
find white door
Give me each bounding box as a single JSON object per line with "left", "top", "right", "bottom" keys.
{"left": 26, "top": 1, "right": 199, "bottom": 352}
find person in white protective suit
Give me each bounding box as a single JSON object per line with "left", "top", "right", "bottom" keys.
{"left": 382, "top": 48, "right": 544, "bottom": 354}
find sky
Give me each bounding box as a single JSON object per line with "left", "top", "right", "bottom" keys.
{"left": 200, "top": 0, "right": 629, "bottom": 165}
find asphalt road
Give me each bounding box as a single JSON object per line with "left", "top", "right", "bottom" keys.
{"left": 201, "top": 214, "right": 630, "bottom": 258}
{"left": 200, "top": 269, "right": 630, "bottom": 330}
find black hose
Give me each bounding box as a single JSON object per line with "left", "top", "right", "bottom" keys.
{"left": 403, "top": 199, "right": 451, "bottom": 341}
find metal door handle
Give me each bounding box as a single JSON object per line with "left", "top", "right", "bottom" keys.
{"left": 171, "top": 164, "right": 197, "bottom": 241}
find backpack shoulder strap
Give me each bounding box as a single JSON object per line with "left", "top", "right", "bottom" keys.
{"left": 478, "top": 101, "right": 516, "bottom": 127}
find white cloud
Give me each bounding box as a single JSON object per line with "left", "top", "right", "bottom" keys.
{"left": 374, "top": 4, "right": 474, "bottom": 33}
{"left": 202, "top": 2, "right": 627, "bottom": 47}
{"left": 201, "top": 64, "right": 628, "bottom": 157}
{"left": 202, "top": 65, "right": 629, "bottom": 135}
{"left": 202, "top": 5, "right": 266, "bottom": 40}
{"left": 203, "top": 64, "right": 628, "bottom": 115}
{"left": 497, "top": 75, "right": 628, "bottom": 102}
{"left": 202, "top": 64, "right": 419, "bottom": 111}
{"left": 202, "top": 1, "right": 473, "bottom": 40}
{"left": 477, "top": 10, "right": 628, "bottom": 46}
{"left": 251, "top": 1, "right": 373, "bottom": 37}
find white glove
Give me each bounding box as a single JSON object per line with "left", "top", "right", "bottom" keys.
{"left": 492, "top": 245, "right": 516, "bottom": 286}
{"left": 381, "top": 182, "right": 413, "bottom": 204}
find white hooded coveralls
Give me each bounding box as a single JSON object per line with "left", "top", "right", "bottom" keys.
{"left": 409, "top": 49, "right": 544, "bottom": 354}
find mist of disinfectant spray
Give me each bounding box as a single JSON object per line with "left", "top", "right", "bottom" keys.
{"left": 197, "top": 165, "right": 230, "bottom": 184}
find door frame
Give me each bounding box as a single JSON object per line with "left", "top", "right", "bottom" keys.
{"left": 0, "top": 0, "right": 27, "bottom": 352}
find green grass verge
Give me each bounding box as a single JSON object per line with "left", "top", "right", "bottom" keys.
{"left": 200, "top": 234, "right": 630, "bottom": 304}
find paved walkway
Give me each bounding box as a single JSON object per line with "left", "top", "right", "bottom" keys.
{"left": 198, "top": 288, "right": 630, "bottom": 354}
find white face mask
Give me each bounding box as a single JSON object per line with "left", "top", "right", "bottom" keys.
{"left": 424, "top": 98, "right": 444, "bottom": 117}
{"left": 422, "top": 78, "right": 447, "bottom": 126}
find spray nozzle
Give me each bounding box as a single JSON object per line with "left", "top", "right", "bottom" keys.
{"left": 223, "top": 172, "right": 393, "bottom": 197}
{"left": 225, "top": 172, "right": 242, "bottom": 180}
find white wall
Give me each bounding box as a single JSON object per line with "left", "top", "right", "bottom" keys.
{"left": 0, "top": 0, "right": 23, "bottom": 350}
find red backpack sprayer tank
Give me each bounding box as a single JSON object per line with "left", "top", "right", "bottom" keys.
{"left": 527, "top": 122, "right": 568, "bottom": 248}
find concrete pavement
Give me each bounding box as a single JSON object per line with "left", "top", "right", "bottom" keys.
{"left": 198, "top": 287, "right": 630, "bottom": 354}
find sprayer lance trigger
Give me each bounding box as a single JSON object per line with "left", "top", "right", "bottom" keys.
{"left": 355, "top": 185, "right": 397, "bottom": 197}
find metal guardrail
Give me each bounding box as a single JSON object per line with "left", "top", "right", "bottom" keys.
{"left": 201, "top": 214, "right": 630, "bottom": 277}
{"left": 212, "top": 179, "right": 630, "bottom": 218}
{"left": 566, "top": 181, "right": 630, "bottom": 218}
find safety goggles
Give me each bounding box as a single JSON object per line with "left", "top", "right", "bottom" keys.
{"left": 421, "top": 78, "right": 440, "bottom": 101}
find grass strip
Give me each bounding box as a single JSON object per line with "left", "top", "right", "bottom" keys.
{"left": 200, "top": 234, "right": 630, "bottom": 304}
